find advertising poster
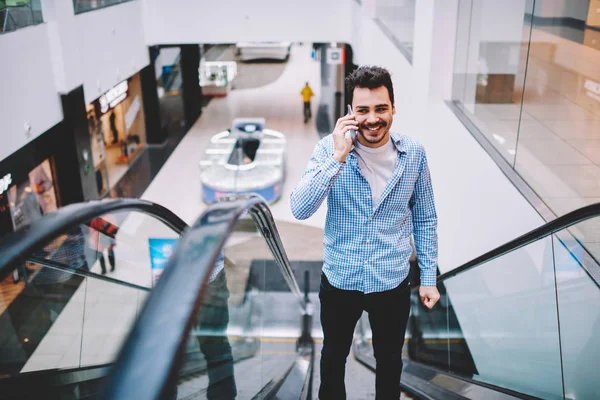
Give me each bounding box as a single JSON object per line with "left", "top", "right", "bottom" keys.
{"left": 29, "top": 159, "right": 58, "bottom": 215}
{"left": 7, "top": 181, "right": 43, "bottom": 231}
{"left": 148, "top": 238, "right": 179, "bottom": 287}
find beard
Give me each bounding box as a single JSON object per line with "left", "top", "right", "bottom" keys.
{"left": 359, "top": 121, "right": 390, "bottom": 145}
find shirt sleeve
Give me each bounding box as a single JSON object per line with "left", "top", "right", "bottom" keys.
{"left": 410, "top": 148, "right": 438, "bottom": 286}
{"left": 290, "top": 140, "right": 345, "bottom": 220}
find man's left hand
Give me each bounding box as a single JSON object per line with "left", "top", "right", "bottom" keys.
{"left": 419, "top": 286, "right": 440, "bottom": 309}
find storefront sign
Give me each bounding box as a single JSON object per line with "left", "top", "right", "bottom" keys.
{"left": 326, "top": 48, "right": 345, "bottom": 65}
{"left": 148, "top": 238, "right": 179, "bottom": 287}
{"left": 99, "top": 80, "right": 129, "bottom": 114}
{"left": 0, "top": 174, "right": 12, "bottom": 195}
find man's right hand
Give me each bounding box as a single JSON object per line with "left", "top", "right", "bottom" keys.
{"left": 332, "top": 114, "right": 358, "bottom": 163}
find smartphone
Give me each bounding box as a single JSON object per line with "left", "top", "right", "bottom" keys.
{"left": 346, "top": 105, "right": 357, "bottom": 141}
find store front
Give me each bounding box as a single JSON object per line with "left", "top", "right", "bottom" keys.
{"left": 0, "top": 163, "right": 61, "bottom": 243}
{"left": 0, "top": 134, "right": 62, "bottom": 242}
{"left": 199, "top": 60, "right": 237, "bottom": 97}
{"left": 0, "top": 157, "right": 61, "bottom": 297}
{"left": 85, "top": 73, "right": 147, "bottom": 197}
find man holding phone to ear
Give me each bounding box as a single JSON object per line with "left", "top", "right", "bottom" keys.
{"left": 290, "top": 65, "right": 440, "bottom": 399}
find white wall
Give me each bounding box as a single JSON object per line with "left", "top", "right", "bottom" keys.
{"left": 76, "top": 1, "right": 149, "bottom": 104}
{"left": 142, "top": 0, "right": 352, "bottom": 45}
{"left": 412, "top": 0, "right": 459, "bottom": 102}
{"left": 0, "top": 0, "right": 149, "bottom": 163}
{"left": 351, "top": 1, "right": 414, "bottom": 114}
{"left": 0, "top": 24, "right": 63, "bottom": 161}
{"left": 43, "top": 0, "right": 149, "bottom": 104}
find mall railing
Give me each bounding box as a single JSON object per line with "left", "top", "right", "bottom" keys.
{"left": 73, "top": 0, "right": 135, "bottom": 15}
{"left": 0, "top": 199, "right": 192, "bottom": 397}
{"left": 354, "top": 203, "right": 600, "bottom": 400}
{"left": 103, "top": 195, "right": 313, "bottom": 399}
{"left": 0, "top": 1, "right": 43, "bottom": 35}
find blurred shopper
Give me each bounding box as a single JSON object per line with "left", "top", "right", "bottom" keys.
{"left": 109, "top": 112, "right": 119, "bottom": 145}
{"left": 195, "top": 252, "right": 237, "bottom": 399}
{"left": 301, "top": 82, "right": 314, "bottom": 123}
{"left": 290, "top": 66, "right": 440, "bottom": 399}
{"left": 89, "top": 215, "right": 118, "bottom": 274}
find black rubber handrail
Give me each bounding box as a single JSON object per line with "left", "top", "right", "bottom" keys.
{"left": 102, "top": 195, "right": 307, "bottom": 400}
{"left": 0, "top": 198, "right": 188, "bottom": 276}
{"left": 435, "top": 202, "right": 600, "bottom": 285}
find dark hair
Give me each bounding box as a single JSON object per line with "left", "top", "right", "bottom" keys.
{"left": 345, "top": 66, "right": 394, "bottom": 106}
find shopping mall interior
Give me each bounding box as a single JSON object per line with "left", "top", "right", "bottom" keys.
{"left": 1, "top": 0, "right": 599, "bottom": 399}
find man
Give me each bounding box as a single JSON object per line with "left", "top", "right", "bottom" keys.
{"left": 301, "top": 82, "right": 314, "bottom": 123}
{"left": 290, "top": 65, "right": 440, "bottom": 399}
{"left": 89, "top": 215, "right": 118, "bottom": 274}
{"left": 109, "top": 112, "right": 119, "bottom": 145}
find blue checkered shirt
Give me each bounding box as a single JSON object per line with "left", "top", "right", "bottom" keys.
{"left": 290, "top": 132, "right": 438, "bottom": 293}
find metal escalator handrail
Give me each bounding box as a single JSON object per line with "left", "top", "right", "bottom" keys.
{"left": 102, "top": 194, "right": 307, "bottom": 400}
{"left": 0, "top": 198, "right": 188, "bottom": 276}
{"left": 436, "top": 202, "right": 600, "bottom": 284}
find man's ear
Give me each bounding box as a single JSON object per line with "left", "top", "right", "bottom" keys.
{"left": 392, "top": 106, "right": 396, "bottom": 115}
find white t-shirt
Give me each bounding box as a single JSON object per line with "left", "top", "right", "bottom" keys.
{"left": 354, "top": 137, "right": 398, "bottom": 207}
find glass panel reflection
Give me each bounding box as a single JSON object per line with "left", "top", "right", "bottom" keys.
{"left": 515, "top": 0, "right": 600, "bottom": 263}
{"left": 451, "top": 0, "right": 534, "bottom": 165}
{"left": 453, "top": 0, "right": 600, "bottom": 265}
{"left": 80, "top": 277, "right": 142, "bottom": 368}
{"left": 407, "top": 281, "right": 478, "bottom": 376}
{"left": 85, "top": 211, "right": 180, "bottom": 288}
{"left": 0, "top": 0, "right": 43, "bottom": 35}
{"left": 73, "top": 0, "right": 135, "bottom": 14}
{"left": 176, "top": 215, "right": 300, "bottom": 398}
{"left": 0, "top": 259, "right": 85, "bottom": 375}
{"left": 0, "top": 256, "right": 148, "bottom": 376}
{"left": 553, "top": 231, "right": 600, "bottom": 399}
{"left": 444, "top": 237, "right": 563, "bottom": 399}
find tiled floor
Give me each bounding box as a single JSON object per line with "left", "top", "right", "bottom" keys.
{"left": 140, "top": 42, "right": 324, "bottom": 228}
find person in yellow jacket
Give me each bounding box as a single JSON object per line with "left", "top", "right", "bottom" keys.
{"left": 301, "top": 82, "right": 314, "bottom": 123}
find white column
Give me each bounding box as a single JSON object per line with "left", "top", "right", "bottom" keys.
{"left": 42, "top": 0, "right": 82, "bottom": 95}
{"left": 412, "top": 0, "right": 460, "bottom": 105}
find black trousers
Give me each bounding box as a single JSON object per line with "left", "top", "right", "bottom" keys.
{"left": 196, "top": 271, "right": 237, "bottom": 400}
{"left": 97, "top": 248, "right": 115, "bottom": 274}
{"left": 303, "top": 101, "right": 312, "bottom": 121}
{"left": 319, "top": 273, "right": 411, "bottom": 400}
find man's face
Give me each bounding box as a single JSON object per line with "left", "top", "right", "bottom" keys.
{"left": 351, "top": 86, "right": 395, "bottom": 148}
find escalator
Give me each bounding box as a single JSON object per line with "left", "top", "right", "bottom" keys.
{"left": 1, "top": 194, "right": 599, "bottom": 399}
{"left": 353, "top": 204, "right": 600, "bottom": 400}
{"left": 0, "top": 199, "right": 189, "bottom": 397}
{"left": 0, "top": 197, "right": 314, "bottom": 399}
